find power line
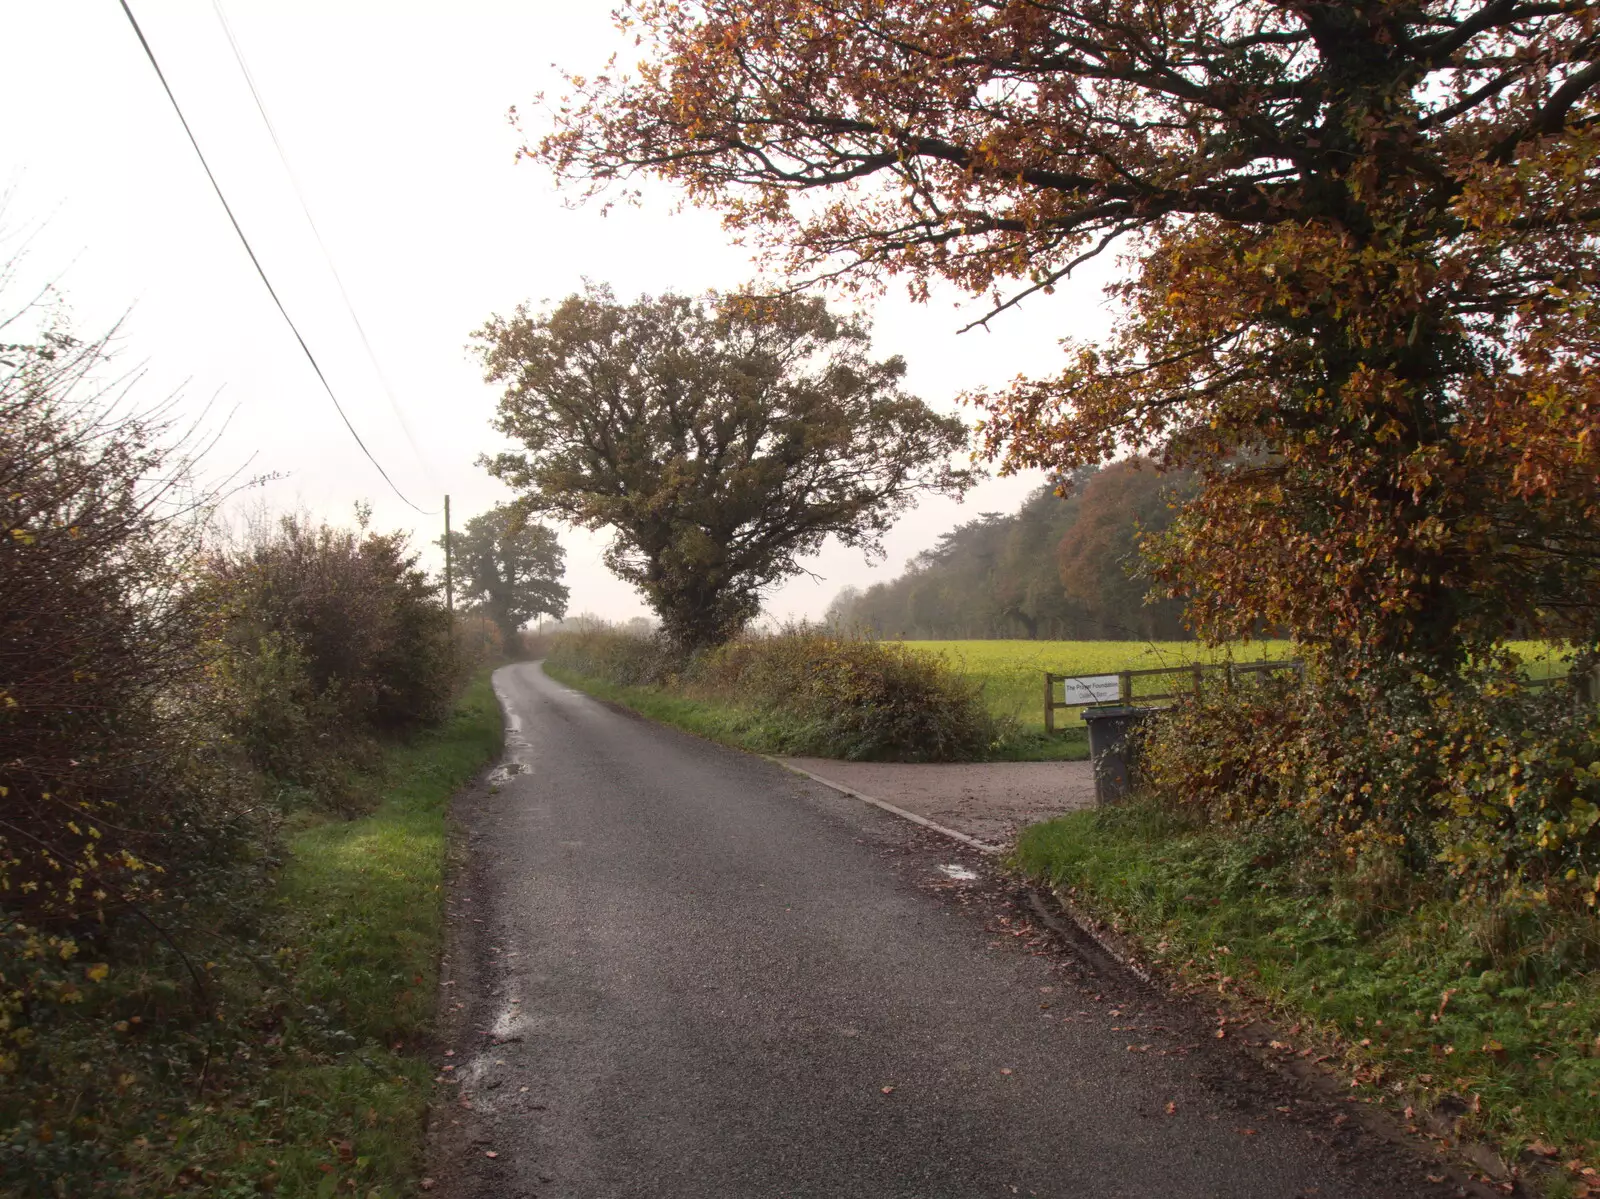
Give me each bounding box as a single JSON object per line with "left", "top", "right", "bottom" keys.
{"left": 116, "top": 0, "right": 437, "bottom": 516}
{"left": 209, "top": 0, "right": 437, "bottom": 487}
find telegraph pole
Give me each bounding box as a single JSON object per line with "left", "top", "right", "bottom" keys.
{"left": 443, "top": 494, "right": 453, "bottom": 619}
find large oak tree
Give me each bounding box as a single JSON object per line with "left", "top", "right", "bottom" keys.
{"left": 533, "top": 0, "right": 1600, "bottom": 674}
{"left": 474, "top": 286, "right": 972, "bottom": 649}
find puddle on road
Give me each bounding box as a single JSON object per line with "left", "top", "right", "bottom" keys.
{"left": 487, "top": 762, "right": 527, "bottom": 786}
{"left": 937, "top": 864, "right": 980, "bottom": 882}
{"left": 493, "top": 678, "right": 536, "bottom": 762}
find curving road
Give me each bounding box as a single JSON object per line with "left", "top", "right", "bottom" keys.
{"left": 428, "top": 662, "right": 1459, "bottom": 1199}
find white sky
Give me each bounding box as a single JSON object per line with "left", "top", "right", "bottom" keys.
{"left": 1, "top": 1, "right": 1118, "bottom": 624}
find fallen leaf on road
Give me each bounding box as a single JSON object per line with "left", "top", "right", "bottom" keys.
{"left": 1165, "top": 1102, "right": 1177, "bottom": 1116}
{"left": 1000, "top": 1068, "right": 1013, "bottom": 1075}
{"left": 1236, "top": 1128, "right": 1258, "bottom": 1136}
{"left": 880, "top": 1086, "right": 895, "bottom": 1094}
{"left": 485, "top": 1151, "right": 498, "bottom": 1159}
{"left": 1215, "top": 1029, "right": 1226, "bottom": 1039}
{"left": 420, "top": 1180, "right": 434, "bottom": 1191}
{"left": 1528, "top": 1141, "right": 1559, "bottom": 1157}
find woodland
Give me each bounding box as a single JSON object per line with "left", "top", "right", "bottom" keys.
{"left": 827, "top": 461, "right": 1192, "bottom": 641}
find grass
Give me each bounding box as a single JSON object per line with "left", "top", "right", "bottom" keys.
{"left": 1016, "top": 803, "right": 1600, "bottom": 1188}
{"left": 900, "top": 638, "right": 1571, "bottom": 735}
{"left": 542, "top": 662, "right": 848, "bottom": 755}
{"left": 901, "top": 639, "right": 1295, "bottom": 732}
{"left": 544, "top": 661, "right": 1091, "bottom": 761}
{"left": 550, "top": 637, "right": 1575, "bottom": 762}
{"left": 136, "top": 672, "right": 504, "bottom": 1197}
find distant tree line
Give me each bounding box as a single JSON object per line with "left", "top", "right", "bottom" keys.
{"left": 827, "top": 459, "right": 1192, "bottom": 641}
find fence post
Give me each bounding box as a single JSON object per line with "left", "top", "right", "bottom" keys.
{"left": 1043, "top": 672, "right": 1055, "bottom": 734}
{"left": 1118, "top": 670, "right": 1132, "bottom": 702}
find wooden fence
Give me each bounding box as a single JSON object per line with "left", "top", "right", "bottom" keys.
{"left": 1043, "top": 659, "right": 1304, "bottom": 733}
{"left": 1043, "top": 658, "right": 1594, "bottom": 733}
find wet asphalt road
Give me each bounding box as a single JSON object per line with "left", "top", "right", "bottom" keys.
{"left": 430, "top": 662, "right": 1455, "bottom": 1199}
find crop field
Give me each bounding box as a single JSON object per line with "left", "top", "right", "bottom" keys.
{"left": 902, "top": 639, "right": 1570, "bottom": 733}
{"left": 901, "top": 640, "right": 1291, "bottom": 732}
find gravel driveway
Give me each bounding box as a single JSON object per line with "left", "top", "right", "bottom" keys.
{"left": 779, "top": 757, "right": 1096, "bottom": 846}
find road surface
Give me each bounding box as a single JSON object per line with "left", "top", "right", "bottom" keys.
{"left": 429, "top": 663, "right": 1461, "bottom": 1199}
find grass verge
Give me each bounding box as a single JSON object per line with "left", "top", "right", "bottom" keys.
{"left": 544, "top": 662, "right": 1089, "bottom": 761}
{"left": 137, "top": 671, "right": 504, "bottom": 1197}
{"left": 1016, "top": 803, "right": 1600, "bottom": 1193}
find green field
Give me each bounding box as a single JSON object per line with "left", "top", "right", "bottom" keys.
{"left": 901, "top": 639, "right": 1290, "bottom": 731}
{"left": 903, "top": 639, "right": 1571, "bottom": 733}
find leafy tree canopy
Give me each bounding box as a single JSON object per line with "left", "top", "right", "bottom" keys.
{"left": 440, "top": 503, "right": 568, "bottom": 644}
{"left": 535, "top": 0, "right": 1600, "bottom": 674}
{"left": 475, "top": 285, "right": 972, "bottom": 649}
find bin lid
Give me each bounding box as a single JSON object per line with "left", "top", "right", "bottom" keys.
{"left": 1081, "top": 704, "right": 1159, "bottom": 720}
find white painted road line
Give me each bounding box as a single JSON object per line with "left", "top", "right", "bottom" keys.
{"left": 769, "top": 758, "right": 1005, "bottom": 855}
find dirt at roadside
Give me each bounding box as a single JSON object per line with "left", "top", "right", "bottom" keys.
{"left": 778, "top": 757, "right": 1095, "bottom": 846}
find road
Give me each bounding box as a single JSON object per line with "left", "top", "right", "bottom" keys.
{"left": 429, "top": 662, "right": 1459, "bottom": 1199}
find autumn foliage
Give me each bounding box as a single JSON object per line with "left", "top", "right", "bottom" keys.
{"left": 532, "top": 0, "right": 1600, "bottom": 897}
{"left": 0, "top": 318, "right": 250, "bottom": 960}
{"left": 535, "top": 0, "right": 1600, "bottom": 672}
{"left": 1, "top": 301, "right": 471, "bottom": 1187}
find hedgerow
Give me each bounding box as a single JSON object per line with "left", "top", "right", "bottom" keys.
{"left": 208, "top": 512, "right": 456, "bottom": 811}
{"left": 545, "top": 626, "right": 998, "bottom": 760}
{"left": 0, "top": 313, "right": 267, "bottom": 1190}
{"left": 1140, "top": 658, "right": 1600, "bottom": 909}
{"left": 1, "top": 298, "right": 480, "bottom": 1193}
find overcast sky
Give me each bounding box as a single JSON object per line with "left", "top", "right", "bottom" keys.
{"left": 1, "top": 1, "right": 1119, "bottom": 624}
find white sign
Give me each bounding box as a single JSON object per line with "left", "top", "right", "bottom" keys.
{"left": 1062, "top": 674, "right": 1121, "bottom": 705}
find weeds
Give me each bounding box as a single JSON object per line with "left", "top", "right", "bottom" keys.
{"left": 129, "top": 674, "right": 502, "bottom": 1196}
{"left": 1, "top": 676, "right": 501, "bottom": 1195}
